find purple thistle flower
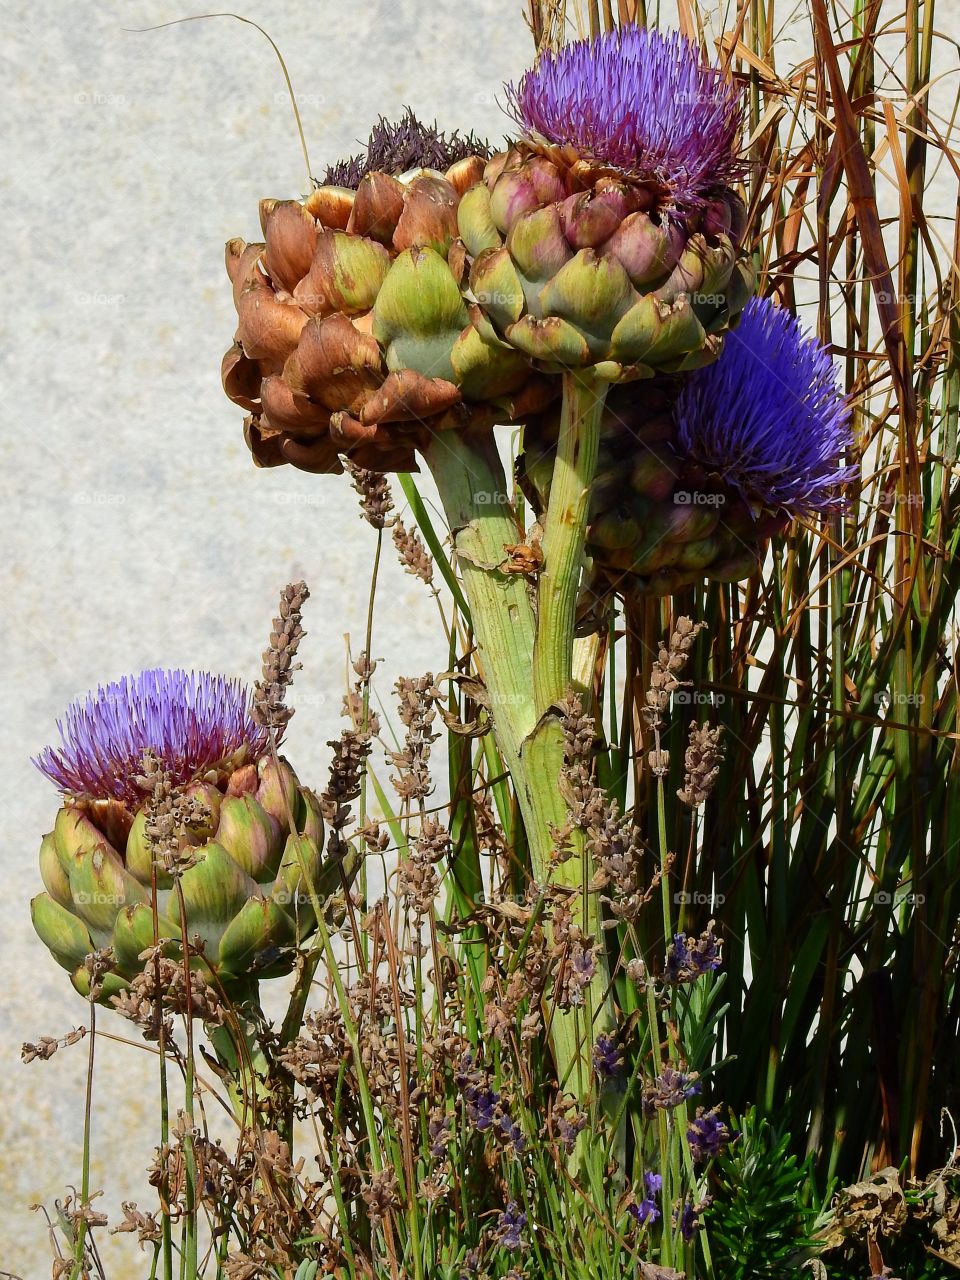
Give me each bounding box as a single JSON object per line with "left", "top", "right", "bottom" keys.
{"left": 674, "top": 296, "right": 856, "bottom": 518}
{"left": 686, "top": 1107, "right": 730, "bottom": 1162}
{"left": 34, "top": 669, "right": 272, "bottom": 806}
{"left": 495, "top": 1202, "right": 527, "bottom": 1252}
{"left": 505, "top": 26, "right": 743, "bottom": 212}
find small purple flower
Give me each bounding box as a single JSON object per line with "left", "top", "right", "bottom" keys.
{"left": 555, "top": 1104, "right": 588, "bottom": 1154}
{"left": 495, "top": 1201, "right": 527, "bottom": 1252}
{"left": 34, "top": 669, "right": 272, "bottom": 806}
{"left": 428, "top": 1109, "right": 452, "bottom": 1160}
{"left": 674, "top": 296, "right": 856, "bottom": 518}
{"left": 629, "top": 1171, "right": 663, "bottom": 1226}
{"left": 686, "top": 1108, "right": 730, "bottom": 1162}
{"left": 644, "top": 1066, "right": 701, "bottom": 1114}
{"left": 506, "top": 26, "right": 743, "bottom": 212}
{"left": 592, "top": 1032, "right": 625, "bottom": 1080}
{"left": 675, "top": 1196, "right": 710, "bottom": 1241}
{"left": 455, "top": 1053, "right": 524, "bottom": 1152}
{"left": 664, "top": 924, "right": 722, "bottom": 984}
{"left": 458, "top": 1248, "right": 481, "bottom": 1279}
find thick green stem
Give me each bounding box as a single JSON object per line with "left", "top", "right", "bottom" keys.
{"left": 533, "top": 371, "right": 607, "bottom": 714}
{"left": 424, "top": 409, "right": 614, "bottom": 1103}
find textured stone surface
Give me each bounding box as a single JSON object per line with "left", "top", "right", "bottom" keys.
{"left": 1, "top": 1, "right": 526, "bottom": 1271}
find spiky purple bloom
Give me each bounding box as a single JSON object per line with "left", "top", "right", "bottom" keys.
{"left": 674, "top": 297, "right": 856, "bottom": 517}
{"left": 34, "top": 669, "right": 271, "bottom": 806}
{"left": 506, "top": 27, "right": 743, "bottom": 212}
{"left": 323, "top": 107, "right": 491, "bottom": 189}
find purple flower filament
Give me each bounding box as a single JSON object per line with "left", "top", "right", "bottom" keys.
{"left": 674, "top": 297, "right": 856, "bottom": 517}
{"left": 506, "top": 26, "right": 744, "bottom": 212}
{"left": 34, "top": 668, "right": 271, "bottom": 806}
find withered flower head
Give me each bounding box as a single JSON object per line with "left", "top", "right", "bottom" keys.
{"left": 323, "top": 107, "right": 492, "bottom": 189}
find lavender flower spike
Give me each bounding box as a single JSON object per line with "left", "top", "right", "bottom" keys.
{"left": 674, "top": 296, "right": 856, "bottom": 518}
{"left": 506, "top": 26, "right": 743, "bottom": 211}
{"left": 34, "top": 669, "right": 272, "bottom": 806}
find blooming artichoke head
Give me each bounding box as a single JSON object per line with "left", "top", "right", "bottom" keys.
{"left": 223, "top": 110, "right": 555, "bottom": 476}
{"left": 459, "top": 27, "right": 753, "bottom": 380}
{"left": 31, "top": 670, "right": 334, "bottom": 1003}
{"left": 520, "top": 296, "right": 853, "bottom": 597}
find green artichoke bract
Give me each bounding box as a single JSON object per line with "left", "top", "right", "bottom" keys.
{"left": 222, "top": 113, "right": 555, "bottom": 476}
{"left": 458, "top": 28, "right": 753, "bottom": 383}
{"left": 31, "top": 669, "right": 338, "bottom": 1002}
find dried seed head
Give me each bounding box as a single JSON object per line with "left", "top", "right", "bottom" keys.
{"left": 253, "top": 581, "right": 309, "bottom": 731}
{"left": 643, "top": 617, "right": 705, "bottom": 734}
{"left": 360, "top": 1167, "right": 400, "bottom": 1224}
{"left": 392, "top": 517, "right": 434, "bottom": 585}
{"left": 138, "top": 750, "right": 210, "bottom": 875}
{"left": 346, "top": 461, "right": 395, "bottom": 529}
{"left": 21, "top": 1027, "right": 86, "bottom": 1063}
{"left": 678, "top": 723, "right": 724, "bottom": 808}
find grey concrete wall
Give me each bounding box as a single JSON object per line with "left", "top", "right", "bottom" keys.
{"left": 1, "top": 2, "right": 528, "bottom": 1272}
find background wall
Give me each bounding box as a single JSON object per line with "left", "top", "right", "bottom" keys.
{"left": 0, "top": 2, "right": 529, "bottom": 1272}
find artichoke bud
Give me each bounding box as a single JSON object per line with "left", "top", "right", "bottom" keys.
{"left": 538, "top": 250, "right": 635, "bottom": 357}
{"left": 373, "top": 248, "right": 468, "bottom": 381}
{"left": 112, "top": 903, "right": 178, "bottom": 975}
{"left": 255, "top": 754, "right": 299, "bottom": 826}
{"left": 39, "top": 831, "right": 72, "bottom": 906}
{"left": 223, "top": 117, "right": 557, "bottom": 474}
{"left": 68, "top": 845, "right": 148, "bottom": 947}
{"left": 32, "top": 893, "right": 94, "bottom": 974}
{"left": 215, "top": 795, "right": 285, "bottom": 883}
{"left": 457, "top": 183, "right": 502, "bottom": 257}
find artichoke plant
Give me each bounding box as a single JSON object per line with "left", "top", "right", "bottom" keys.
{"left": 520, "top": 297, "right": 855, "bottom": 598}
{"left": 31, "top": 669, "right": 334, "bottom": 1002}
{"left": 222, "top": 111, "right": 554, "bottom": 475}
{"left": 458, "top": 27, "right": 753, "bottom": 381}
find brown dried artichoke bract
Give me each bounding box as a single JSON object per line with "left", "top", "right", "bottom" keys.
{"left": 458, "top": 142, "right": 753, "bottom": 382}
{"left": 222, "top": 158, "right": 555, "bottom": 474}
{"left": 519, "top": 383, "right": 789, "bottom": 599}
